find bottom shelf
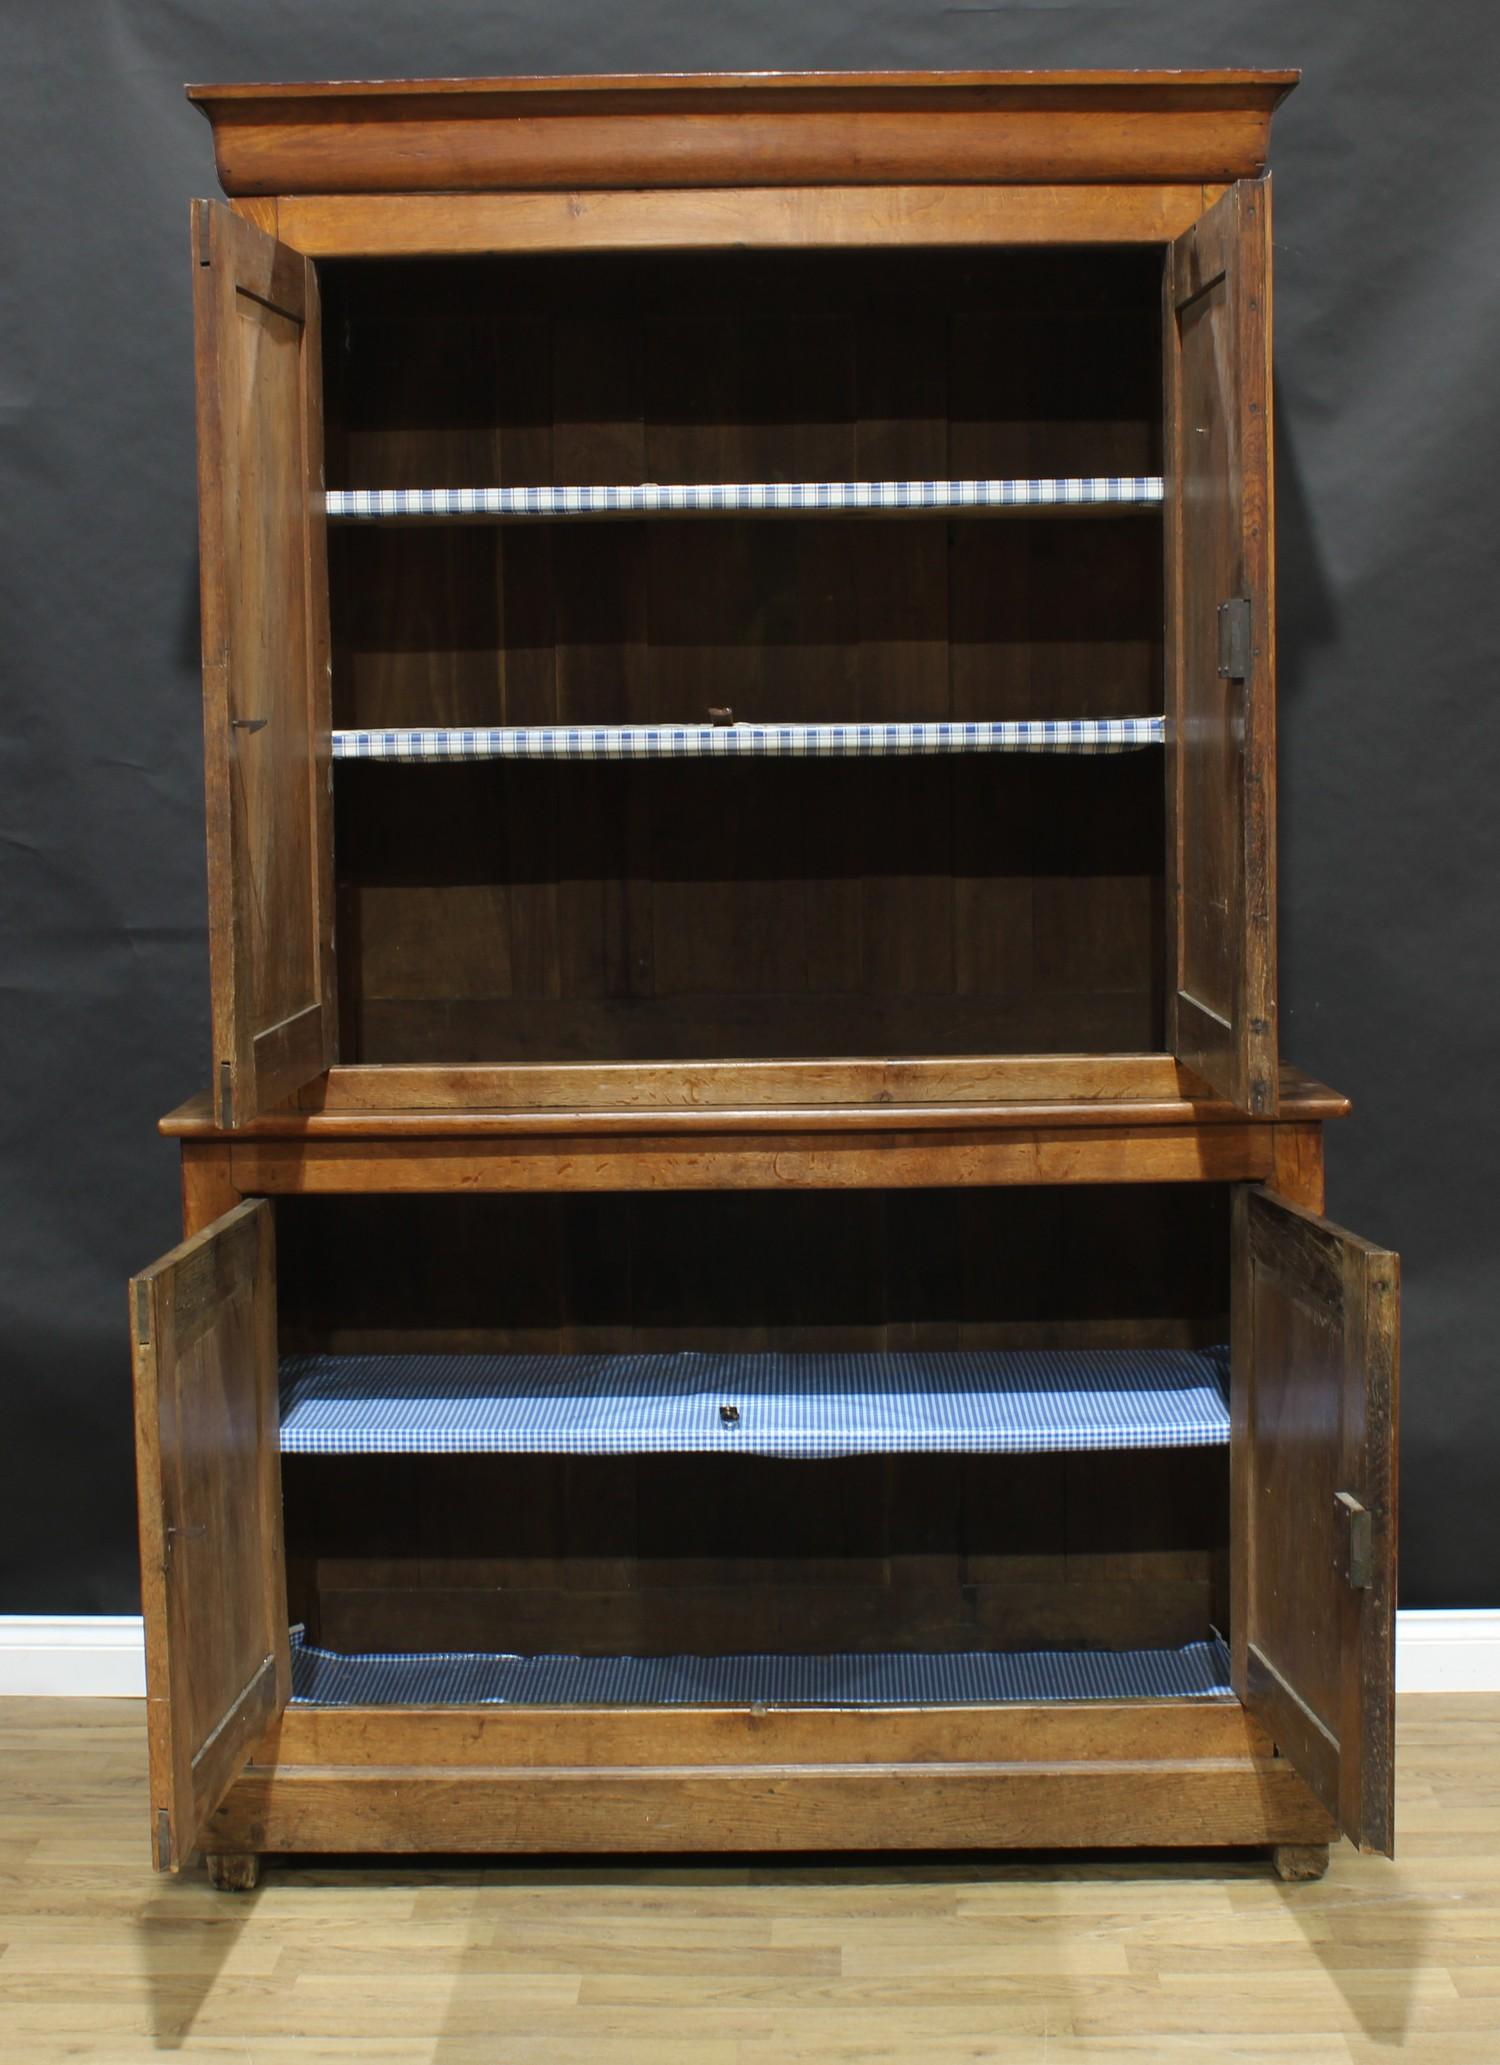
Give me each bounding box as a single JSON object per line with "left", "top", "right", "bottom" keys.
{"left": 287, "top": 1632, "right": 1233, "bottom": 1709}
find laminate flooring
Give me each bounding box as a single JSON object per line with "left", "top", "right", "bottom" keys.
{"left": 0, "top": 1696, "right": 1493, "bottom": 2062}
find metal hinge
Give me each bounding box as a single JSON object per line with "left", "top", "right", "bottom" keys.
{"left": 1218, "top": 596, "right": 1253, "bottom": 681}
{"left": 155, "top": 1808, "right": 172, "bottom": 1871}
{"left": 1336, "top": 1491, "right": 1374, "bottom": 1590}
{"left": 218, "top": 1061, "right": 234, "bottom": 1130}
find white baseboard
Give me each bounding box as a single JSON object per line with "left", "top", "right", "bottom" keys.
{"left": 0, "top": 1609, "right": 1497, "bottom": 1698}
{"left": 1394, "top": 1609, "right": 1500, "bottom": 1693}
{"left": 0, "top": 1617, "right": 148, "bottom": 1696}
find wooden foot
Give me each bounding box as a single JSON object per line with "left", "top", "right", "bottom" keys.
{"left": 205, "top": 1851, "right": 261, "bottom": 1892}
{"left": 1272, "top": 1842, "right": 1329, "bottom": 1882}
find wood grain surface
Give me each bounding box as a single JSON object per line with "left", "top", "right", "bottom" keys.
{"left": 129, "top": 1201, "right": 288, "bottom": 1869}
{"left": 186, "top": 70, "right": 1298, "bottom": 197}
{"left": 221, "top": 1122, "right": 1279, "bottom": 1196}
{"left": 209, "top": 1757, "right": 1333, "bottom": 1859}
{"left": 1232, "top": 1188, "right": 1400, "bottom": 1855}
{"left": 192, "top": 201, "right": 336, "bottom": 1124}
{"left": 1164, "top": 178, "right": 1277, "bottom": 1114}
{"left": 275, "top": 184, "right": 1231, "bottom": 258}
{"left": 157, "top": 1060, "right": 1352, "bottom": 1137}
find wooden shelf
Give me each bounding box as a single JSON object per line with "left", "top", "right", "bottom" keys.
{"left": 331, "top": 718, "right": 1165, "bottom": 762}
{"left": 286, "top": 1633, "right": 1235, "bottom": 1709}
{"left": 325, "top": 478, "right": 1165, "bottom": 523}
{"left": 279, "top": 1345, "right": 1230, "bottom": 1458}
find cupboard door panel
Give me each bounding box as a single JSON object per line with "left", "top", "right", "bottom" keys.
{"left": 1232, "top": 1186, "right": 1399, "bottom": 1854}
{"left": 1166, "top": 179, "right": 1276, "bottom": 1113}
{"left": 131, "top": 1200, "right": 288, "bottom": 1870}
{"left": 194, "top": 200, "right": 335, "bottom": 1125}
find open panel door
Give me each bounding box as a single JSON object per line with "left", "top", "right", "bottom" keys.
{"left": 1232, "top": 1186, "right": 1399, "bottom": 1854}
{"left": 1165, "top": 179, "right": 1277, "bottom": 1114}
{"left": 194, "top": 200, "right": 335, "bottom": 1127}
{"left": 131, "top": 1200, "right": 288, "bottom": 1870}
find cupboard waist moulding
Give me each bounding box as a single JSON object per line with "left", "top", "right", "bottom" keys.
{"left": 131, "top": 68, "right": 1400, "bottom": 1888}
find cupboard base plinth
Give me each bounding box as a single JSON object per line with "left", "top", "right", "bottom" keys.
{"left": 210, "top": 1712, "right": 1336, "bottom": 1857}
{"left": 204, "top": 1851, "right": 261, "bottom": 1892}
{"left": 1272, "top": 1842, "right": 1331, "bottom": 1882}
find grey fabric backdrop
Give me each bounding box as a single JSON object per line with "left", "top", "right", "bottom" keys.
{"left": 1, "top": 2, "right": 1495, "bottom": 1613}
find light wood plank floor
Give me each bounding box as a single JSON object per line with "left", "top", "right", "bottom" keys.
{"left": 0, "top": 1697, "right": 1495, "bottom": 2062}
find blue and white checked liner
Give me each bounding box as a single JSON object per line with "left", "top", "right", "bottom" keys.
{"left": 325, "top": 477, "right": 1165, "bottom": 521}
{"left": 278, "top": 1346, "right": 1230, "bottom": 1460}
{"left": 286, "top": 1631, "right": 1234, "bottom": 1708}
{"left": 332, "top": 717, "right": 1165, "bottom": 761}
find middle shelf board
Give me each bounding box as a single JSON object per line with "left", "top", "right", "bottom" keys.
{"left": 325, "top": 477, "right": 1166, "bottom": 523}
{"left": 332, "top": 717, "right": 1166, "bottom": 762}
{"left": 278, "top": 1346, "right": 1231, "bottom": 1460}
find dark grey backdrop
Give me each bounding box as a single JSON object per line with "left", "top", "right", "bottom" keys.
{"left": 2, "top": 2, "right": 1495, "bottom": 1613}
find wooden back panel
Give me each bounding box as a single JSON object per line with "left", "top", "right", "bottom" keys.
{"left": 1164, "top": 179, "right": 1277, "bottom": 1114}
{"left": 276, "top": 1183, "right": 1229, "bottom": 1354}
{"left": 194, "top": 201, "right": 336, "bottom": 1123}
{"left": 322, "top": 249, "right": 1165, "bottom": 1065}
{"left": 131, "top": 1201, "right": 288, "bottom": 1869}
{"left": 1232, "top": 1187, "right": 1398, "bottom": 1853}
{"left": 286, "top": 1447, "right": 1228, "bottom": 1660}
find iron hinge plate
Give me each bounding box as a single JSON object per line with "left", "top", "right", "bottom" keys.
{"left": 1336, "top": 1490, "right": 1374, "bottom": 1590}
{"left": 1218, "top": 595, "right": 1253, "bottom": 681}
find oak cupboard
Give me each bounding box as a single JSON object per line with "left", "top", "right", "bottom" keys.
{"left": 130, "top": 69, "right": 1398, "bottom": 1889}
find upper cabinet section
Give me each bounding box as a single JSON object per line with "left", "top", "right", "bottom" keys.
{"left": 183, "top": 73, "right": 1297, "bottom": 1120}
{"left": 186, "top": 70, "right": 1297, "bottom": 196}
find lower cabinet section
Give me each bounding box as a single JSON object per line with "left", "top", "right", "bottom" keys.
{"left": 130, "top": 1179, "right": 1396, "bottom": 1879}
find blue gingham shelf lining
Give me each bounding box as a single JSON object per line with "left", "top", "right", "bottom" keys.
{"left": 286, "top": 1632, "right": 1234, "bottom": 1708}
{"left": 325, "top": 477, "right": 1166, "bottom": 520}
{"left": 332, "top": 717, "right": 1166, "bottom": 761}
{"left": 278, "top": 1346, "right": 1231, "bottom": 1459}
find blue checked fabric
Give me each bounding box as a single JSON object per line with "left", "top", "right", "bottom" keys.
{"left": 325, "top": 477, "right": 1165, "bottom": 520}
{"left": 286, "top": 1632, "right": 1234, "bottom": 1708}
{"left": 278, "top": 1346, "right": 1230, "bottom": 1460}
{"left": 332, "top": 717, "right": 1165, "bottom": 761}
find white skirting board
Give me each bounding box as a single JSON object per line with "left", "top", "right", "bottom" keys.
{"left": 1, "top": 1612, "right": 1498, "bottom": 1697}
{"left": 1392, "top": 1610, "right": 1500, "bottom": 1693}
{"left": 0, "top": 1618, "right": 149, "bottom": 1696}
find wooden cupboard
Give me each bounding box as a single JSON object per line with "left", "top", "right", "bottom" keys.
{"left": 131, "top": 69, "right": 1399, "bottom": 1888}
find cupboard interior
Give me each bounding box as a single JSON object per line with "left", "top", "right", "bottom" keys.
{"left": 276, "top": 1183, "right": 1230, "bottom": 1678}
{"left": 320, "top": 247, "right": 1167, "bottom": 1068}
